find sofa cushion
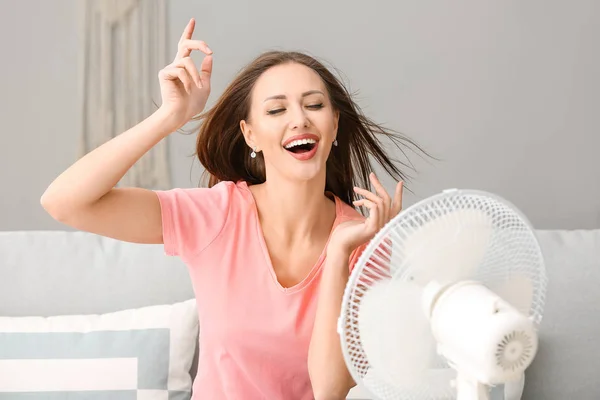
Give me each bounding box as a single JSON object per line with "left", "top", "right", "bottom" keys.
{"left": 0, "top": 231, "right": 194, "bottom": 317}
{"left": 0, "top": 299, "right": 198, "bottom": 399}
{"left": 1, "top": 229, "right": 598, "bottom": 399}
{"left": 523, "top": 229, "right": 600, "bottom": 398}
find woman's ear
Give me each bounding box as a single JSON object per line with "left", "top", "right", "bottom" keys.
{"left": 333, "top": 109, "right": 340, "bottom": 134}
{"left": 240, "top": 120, "right": 256, "bottom": 149}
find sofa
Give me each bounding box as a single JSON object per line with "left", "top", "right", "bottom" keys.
{"left": 0, "top": 229, "right": 598, "bottom": 399}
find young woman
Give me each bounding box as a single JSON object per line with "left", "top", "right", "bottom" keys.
{"left": 42, "top": 18, "right": 426, "bottom": 400}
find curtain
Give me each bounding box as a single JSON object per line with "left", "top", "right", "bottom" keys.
{"left": 78, "top": 0, "right": 171, "bottom": 189}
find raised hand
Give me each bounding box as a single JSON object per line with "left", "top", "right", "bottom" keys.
{"left": 158, "top": 18, "right": 213, "bottom": 127}
{"left": 328, "top": 173, "right": 404, "bottom": 256}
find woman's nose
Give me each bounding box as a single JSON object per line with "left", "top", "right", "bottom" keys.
{"left": 290, "top": 106, "right": 310, "bottom": 130}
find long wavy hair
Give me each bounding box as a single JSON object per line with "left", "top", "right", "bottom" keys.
{"left": 194, "top": 50, "right": 429, "bottom": 206}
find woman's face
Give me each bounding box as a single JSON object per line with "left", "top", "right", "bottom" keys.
{"left": 241, "top": 62, "right": 339, "bottom": 183}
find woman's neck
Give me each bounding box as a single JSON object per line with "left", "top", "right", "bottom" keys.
{"left": 250, "top": 173, "right": 336, "bottom": 244}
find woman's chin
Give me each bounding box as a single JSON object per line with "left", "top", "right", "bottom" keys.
{"left": 266, "top": 152, "right": 328, "bottom": 184}
{"left": 282, "top": 164, "right": 327, "bottom": 184}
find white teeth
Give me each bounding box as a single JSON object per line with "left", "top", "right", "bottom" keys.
{"left": 284, "top": 138, "right": 317, "bottom": 149}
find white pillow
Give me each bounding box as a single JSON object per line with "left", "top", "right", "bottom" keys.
{"left": 0, "top": 299, "right": 198, "bottom": 400}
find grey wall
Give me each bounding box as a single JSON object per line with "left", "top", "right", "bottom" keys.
{"left": 1, "top": 0, "right": 598, "bottom": 231}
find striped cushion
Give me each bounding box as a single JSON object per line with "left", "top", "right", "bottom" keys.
{"left": 0, "top": 299, "right": 198, "bottom": 399}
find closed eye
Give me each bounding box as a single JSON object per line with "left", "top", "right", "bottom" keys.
{"left": 267, "top": 104, "right": 324, "bottom": 116}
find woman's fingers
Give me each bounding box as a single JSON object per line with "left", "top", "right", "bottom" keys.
{"left": 391, "top": 181, "right": 404, "bottom": 217}
{"left": 199, "top": 54, "right": 213, "bottom": 88}
{"left": 352, "top": 199, "right": 380, "bottom": 233}
{"left": 175, "top": 18, "right": 212, "bottom": 60}
{"left": 369, "top": 173, "right": 391, "bottom": 212}
{"left": 176, "top": 19, "right": 196, "bottom": 59}
{"left": 177, "top": 39, "right": 212, "bottom": 59}
{"left": 173, "top": 57, "right": 202, "bottom": 88}
{"left": 161, "top": 55, "right": 206, "bottom": 92}
{"left": 354, "top": 187, "right": 385, "bottom": 228}
{"left": 354, "top": 174, "right": 404, "bottom": 230}
{"left": 176, "top": 68, "right": 193, "bottom": 93}
{"left": 179, "top": 18, "right": 195, "bottom": 42}
{"left": 159, "top": 65, "right": 194, "bottom": 93}
{"left": 369, "top": 173, "right": 391, "bottom": 223}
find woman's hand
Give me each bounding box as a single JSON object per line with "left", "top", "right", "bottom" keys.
{"left": 158, "top": 18, "right": 213, "bottom": 129}
{"left": 328, "top": 173, "right": 404, "bottom": 257}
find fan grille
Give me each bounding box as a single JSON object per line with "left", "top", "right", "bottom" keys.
{"left": 340, "top": 190, "right": 548, "bottom": 400}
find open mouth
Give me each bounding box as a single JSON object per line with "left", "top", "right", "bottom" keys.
{"left": 284, "top": 139, "right": 317, "bottom": 154}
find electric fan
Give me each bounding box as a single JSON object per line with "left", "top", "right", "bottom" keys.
{"left": 338, "top": 189, "right": 548, "bottom": 400}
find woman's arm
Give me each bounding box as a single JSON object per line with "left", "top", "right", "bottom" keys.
{"left": 41, "top": 109, "right": 181, "bottom": 243}
{"left": 309, "top": 174, "right": 404, "bottom": 398}
{"left": 41, "top": 18, "right": 212, "bottom": 244}
{"left": 308, "top": 247, "right": 355, "bottom": 400}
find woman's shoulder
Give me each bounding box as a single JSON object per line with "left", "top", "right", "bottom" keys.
{"left": 165, "top": 180, "right": 247, "bottom": 196}
{"left": 156, "top": 180, "right": 252, "bottom": 213}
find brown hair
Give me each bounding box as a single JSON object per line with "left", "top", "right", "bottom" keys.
{"left": 195, "top": 51, "right": 430, "bottom": 206}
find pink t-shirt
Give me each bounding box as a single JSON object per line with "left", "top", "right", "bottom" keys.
{"left": 155, "top": 180, "right": 366, "bottom": 400}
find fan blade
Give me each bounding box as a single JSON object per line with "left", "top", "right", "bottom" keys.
{"left": 402, "top": 208, "right": 493, "bottom": 286}
{"left": 359, "top": 279, "right": 435, "bottom": 387}
{"left": 487, "top": 273, "right": 534, "bottom": 316}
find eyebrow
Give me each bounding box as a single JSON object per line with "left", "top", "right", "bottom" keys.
{"left": 263, "top": 90, "right": 325, "bottom": 102}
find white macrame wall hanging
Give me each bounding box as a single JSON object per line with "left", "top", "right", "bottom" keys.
{"left": 79, "top": 0, "right": 171, "bottom": 189}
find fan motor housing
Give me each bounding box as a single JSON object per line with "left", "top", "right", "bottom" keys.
{"left": 429, "top": 281, "right": 538, "bottom": 385}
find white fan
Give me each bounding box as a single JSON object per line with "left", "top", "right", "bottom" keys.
{"left": 338, "top": 189, "right": 548, "bottom": 400}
